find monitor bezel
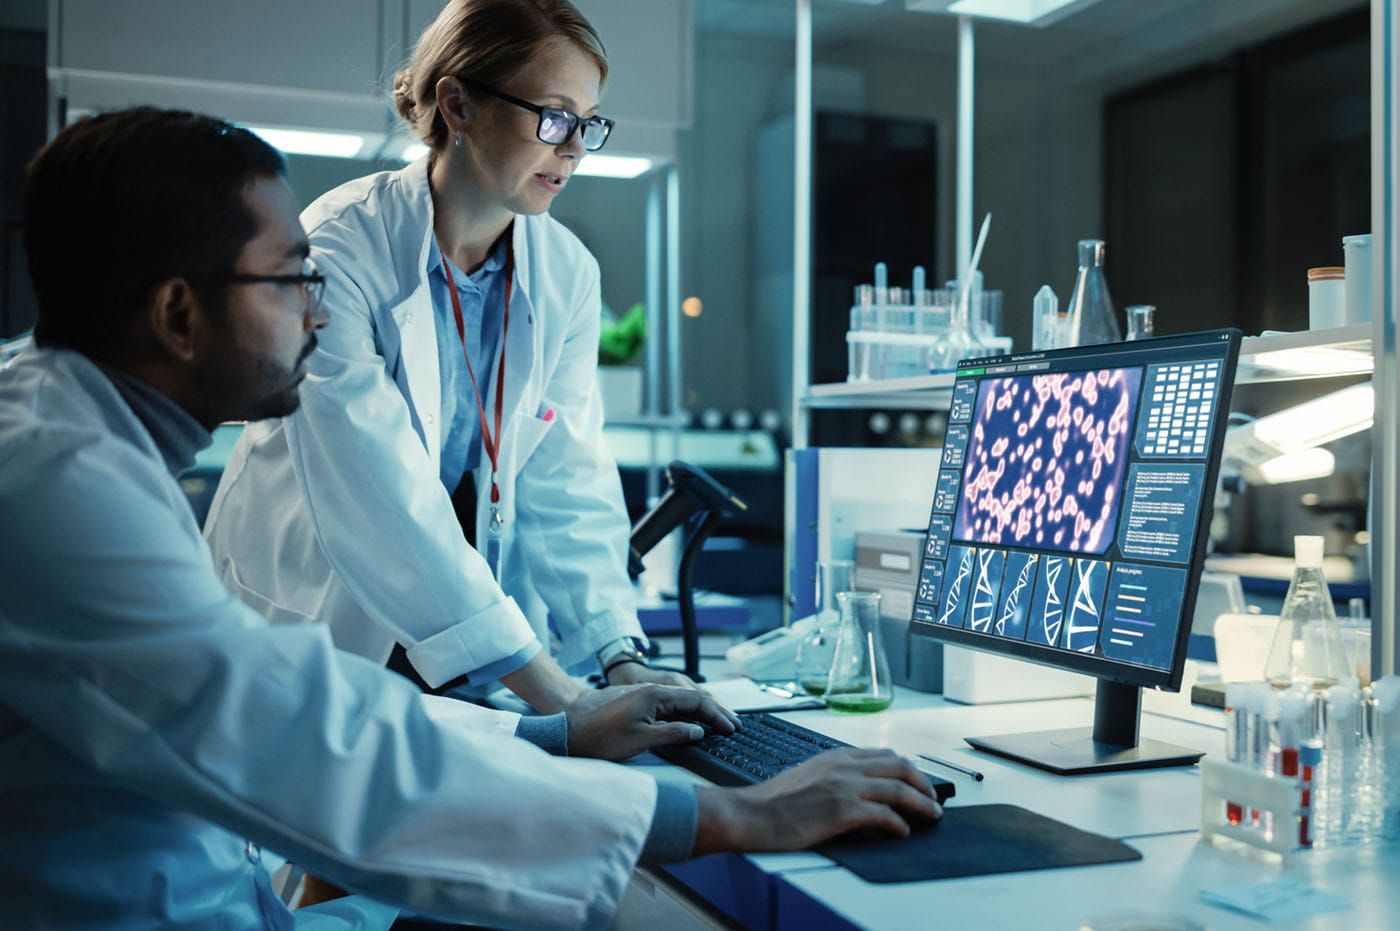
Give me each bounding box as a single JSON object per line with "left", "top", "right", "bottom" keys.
{"left": 909, "top": 328, "right": 1243, "bottom": 693}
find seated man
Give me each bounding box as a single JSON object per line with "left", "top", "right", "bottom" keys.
{"left": 0, "top": 107, "right": 941, "bottom": 930}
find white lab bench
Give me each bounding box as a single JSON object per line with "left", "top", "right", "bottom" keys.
{"left": 617, "top": 680, "right": 1400, "bottom": 931}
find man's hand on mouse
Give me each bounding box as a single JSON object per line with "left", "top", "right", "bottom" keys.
{"left": 564, "top": 684, "right": 740, "bottom": 761}
{"left": 691, "top": 748, "right": 942, "bottom": 854}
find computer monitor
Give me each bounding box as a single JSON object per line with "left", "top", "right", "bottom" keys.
{"left": 909, "top": 329, "right": 1241, "bottom": 775}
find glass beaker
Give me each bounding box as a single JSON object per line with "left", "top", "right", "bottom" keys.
{"left": 1125, "top": 304, "right": 1156, "bottom": 340}
{"left": 796, "top": 560, "right": 853, "bottom": 696}
{"left": 826, "top": 591, "right": 894, "bottom": 713}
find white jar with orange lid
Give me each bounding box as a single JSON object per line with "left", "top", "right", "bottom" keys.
{"left": 1307, "top": 266, "right": 1346, "bottom": 330}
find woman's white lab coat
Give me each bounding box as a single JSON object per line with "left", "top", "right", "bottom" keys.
{"left": 205, "top": 157, "right": 643, "bottom": 687}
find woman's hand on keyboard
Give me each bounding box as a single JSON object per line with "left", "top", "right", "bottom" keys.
{"left": 564, "top": 684, "right": 740, "bottom": 761}
{"left": 691, "top": 748, "right": 942, "bottom": 854}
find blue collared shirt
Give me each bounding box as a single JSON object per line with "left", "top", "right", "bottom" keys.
{"left": 426, "top": 235, "right": 540, "bottom": 684}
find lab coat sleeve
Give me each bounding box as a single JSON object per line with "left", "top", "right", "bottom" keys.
{"left": 0, "top": 427, "right": 655, "bottom": 929}
{"left": 284, "top": 239, "right": 537, "bottom": 686}
{"left": 511, "top": 251, "right": 646, "bottom": 670}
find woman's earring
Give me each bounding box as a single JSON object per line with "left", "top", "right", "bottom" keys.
{"left": 454, "top": 131, "right": 463, "bottom": 148}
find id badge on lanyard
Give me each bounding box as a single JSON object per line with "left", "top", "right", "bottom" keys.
{"left": 441, "top": 234, "right": 515, "bottom": 582}
{"left": 485, "top": 504, "right": 503, "bottom": 579}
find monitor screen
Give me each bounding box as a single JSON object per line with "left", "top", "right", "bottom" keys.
{"left": 909, "top": 329, "right": 1241, "bottom": 773}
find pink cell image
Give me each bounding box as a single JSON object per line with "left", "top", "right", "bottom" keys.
{"left": 952, "top": 368, "right": 1142, "bottom": 554}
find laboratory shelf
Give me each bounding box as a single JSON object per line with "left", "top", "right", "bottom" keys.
{"left": 800, "top": 323, "right": 1374, "bottom": 411}
{"left": 1236, "top": 323, "right": 1373, "bottom": 383}
{"left": 802, "top": 373, "right": 954, "bottom": 410}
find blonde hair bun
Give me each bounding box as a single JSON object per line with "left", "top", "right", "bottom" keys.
{"left": 392, "top": 68, "right": 418, "bottom": 124}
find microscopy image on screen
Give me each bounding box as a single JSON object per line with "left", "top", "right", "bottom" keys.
{"left": 1026, "top": 555, "right": 1072, "bottom": 647}
{"left": 994, "top": 552, "right": 1039, "bottom": 640}
{"left": 953, "top": 368, "right": 1143, "bottom": 554}
{"left": 937, "top": 545, "right": 975, "bottom": 628}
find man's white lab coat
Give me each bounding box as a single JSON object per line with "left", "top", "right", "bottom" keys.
{"left": 206, "top": 158, "right": 644, "bottom": 687}
{"left": 0, "top": 349, "right": 656, "bottom": 929}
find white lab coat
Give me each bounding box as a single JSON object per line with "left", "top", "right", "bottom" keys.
{"left": 0, "top": 349, "right": 655, "bottom": 929}
{"left": 206, "top": 157, "right": 643, "bottom": 687}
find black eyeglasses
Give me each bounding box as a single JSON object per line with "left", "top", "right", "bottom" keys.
{"left": 463, "top": 80, "right": 614, "bottom": 152}
{"left": 217, "top": 262, "right": 327, "bottom": 319}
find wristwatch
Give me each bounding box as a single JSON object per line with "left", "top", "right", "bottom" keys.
{"left": 597, "top": 636, "right": 648, "bottom": 679}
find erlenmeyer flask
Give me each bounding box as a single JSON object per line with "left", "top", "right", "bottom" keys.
{"left": 826, "top": 591, "right": 893, "bottom": 713}
{"left": 1264, "top": 535, "right": 1353, "bottom": 689}
{"left": 1066, "top": 239, "right": 1121, "bottom": 346}
{"left": 796, "top": 561, "right": 852, "bottom": 696}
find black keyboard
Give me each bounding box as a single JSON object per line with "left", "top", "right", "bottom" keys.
{"left": 654, "top": 711, "right": 956, "bottom": 803}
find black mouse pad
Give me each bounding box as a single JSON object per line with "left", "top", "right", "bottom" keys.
{"left": 815, "top": 803, "right": 1142, "bottom": 884}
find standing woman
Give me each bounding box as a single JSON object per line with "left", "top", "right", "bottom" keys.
{"left": 206, "top": 0, "right": 688, "bottom": 712}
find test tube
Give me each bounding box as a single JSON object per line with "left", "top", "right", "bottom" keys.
{"left": 1223, "top": 682, "right": 1246, "bottom": 825}
{"left": 1300, "top": 741, "right": 1321, "bottom": 847}
{"left": 1322, "top": 679, "right": 1361, "bottom": 846}
{"left": 1279, "top": 689, "right": 1306, "bottom": 848}
{"left": 1246, "top": 683, "right": 1271, "bottom": 827}
{"left": 1260, "top": 689, "right": 1283, "bottom": 840}
{"left": 1373, "top": 676, "right": 1400, "bottom": 838}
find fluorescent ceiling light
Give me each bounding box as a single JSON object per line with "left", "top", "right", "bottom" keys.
{"left": 389, "top": 146, "right": 650, "bottom": 178}
{"left": 921, "top": 0, "right": 1100, "bottom": 26}
{"left": 246, "top": 126, "right": 366, "bottom": 158}
{"left": 575, "top": 155, "right": 653, "bottom": 179}
{"left": 1255, "top": 448, "right": 1336, "bottom": 485}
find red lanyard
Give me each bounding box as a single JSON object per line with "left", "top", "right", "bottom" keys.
{"left": 440, "top": 235, "right": 514, "bottom": 505}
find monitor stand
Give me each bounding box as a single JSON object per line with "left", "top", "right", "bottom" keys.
{"left": 964, "top": 679, "right": 1204, "bottom": 776}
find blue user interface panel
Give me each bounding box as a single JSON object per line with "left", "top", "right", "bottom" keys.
{"left": 911, "top": 330, "right": 1240, "bottom": 689}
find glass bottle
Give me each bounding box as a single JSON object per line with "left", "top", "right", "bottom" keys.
{"left": 1263, "top": 535, "right": 1353, "bottom": 690}
{"left": 795, "top": 560, "right": 852, "bottom": 696}
{"left": 1065, "top": 239, "right": 1121, "bottom": 346}
{"left": 1032, "top": 284, "right": 1060, "bottom": 351}
{"left": 825, "top": 591, "right": 893, "bottom": 713}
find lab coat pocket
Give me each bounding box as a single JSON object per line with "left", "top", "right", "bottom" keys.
{"left": 221, "top": 558, "right": 320, "bottom": 627}
{"left": 511, "top": 413, "right": 556, "bottom": 465}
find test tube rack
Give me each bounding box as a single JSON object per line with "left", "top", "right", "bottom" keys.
{"left": 1200, "top": 759, "right": 1304, "bottom": 861}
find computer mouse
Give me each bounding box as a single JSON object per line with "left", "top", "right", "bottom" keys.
{"left": 829, "top": 805, "right": 943, "bottom": 847}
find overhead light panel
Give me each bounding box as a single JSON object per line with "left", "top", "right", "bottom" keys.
{"left": 246, "top": 126, "right": 367, "bottom": 159}
{"left": 575, "top": 155, "right": 654, "bottom": 179}
{"left": 400, "top": 141, "right": 430, "bottom": 162}
{"left": 389, "top": 146, "right": 651, "bottom": 179}
{"left": 909, "top": 0, "right": 1102, "bottom": 26}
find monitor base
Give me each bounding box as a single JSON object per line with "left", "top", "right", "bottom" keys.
{"left": 965, "top": 727, "right": 1204, "bottom": 776}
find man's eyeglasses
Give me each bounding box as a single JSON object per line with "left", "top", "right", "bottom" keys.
{"left": 463, "top": 80, "right": 614, "bottom": 152}
{"left": 219, "top": 262, "right": 327, "bottom": 319}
